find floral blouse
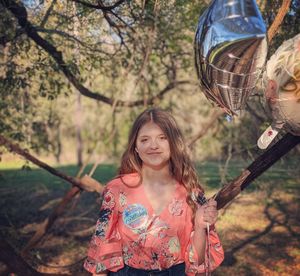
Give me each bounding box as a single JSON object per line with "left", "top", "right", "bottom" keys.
{"left": 84, "top": 173, "right": 224, "bottom": 275}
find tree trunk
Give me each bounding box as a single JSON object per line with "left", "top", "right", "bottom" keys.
{"left": 76, "top": 92, "right": 83, "bottom": 166}
{"left": 73, "top": 2, "right": 83, "bottom": 167}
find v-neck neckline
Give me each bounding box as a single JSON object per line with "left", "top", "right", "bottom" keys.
{"left": 140, "top": 180, "right": 179, "bottom": 217}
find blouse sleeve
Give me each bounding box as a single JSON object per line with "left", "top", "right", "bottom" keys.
{"left": 185, "top": 227, "right": 224, "bottom": 275}
{"left": 183, "top": 205, "right": 224, "bottom": 275}
{"left": 84, "top": 183, "right": 124, "bottom": 274}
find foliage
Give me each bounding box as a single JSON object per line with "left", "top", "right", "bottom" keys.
{"left": 0, "top": 0, "right": 299, "bottom": 163}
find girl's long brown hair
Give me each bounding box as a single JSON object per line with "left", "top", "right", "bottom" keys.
{"left": 118, "top": 108, "right": 204, "bottom": 218}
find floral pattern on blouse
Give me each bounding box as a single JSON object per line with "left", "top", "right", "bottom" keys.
{"left": 168, "top": 198, "right": 184, "bottom": 216}
{"left": 119, "top": 191, "right": 127, "bottom": 207}
{"left": 84, "top": 173, "right": 224, "bottom": 275}
{"left": 95, "top": 208, "right": 112, "bottom": 239}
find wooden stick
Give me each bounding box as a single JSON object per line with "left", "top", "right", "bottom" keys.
{"left": 215, "top": 133, "right": 300, "bottom": 209}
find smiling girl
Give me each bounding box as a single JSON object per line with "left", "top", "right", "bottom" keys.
{"left": 84, "top": 108, "right": 224, "bottom": 276}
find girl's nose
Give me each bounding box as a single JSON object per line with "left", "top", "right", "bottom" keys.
{"left": 150, "top": 138, "right": 159, "bottom": 149}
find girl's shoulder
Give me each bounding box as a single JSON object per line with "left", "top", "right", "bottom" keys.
{"left": 105, "top": 172, "right": 141, "bottom": 192}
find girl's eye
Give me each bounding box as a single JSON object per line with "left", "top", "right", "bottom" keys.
{"left": 160, "top": 136, "right": 167, "bottom": 140}
{"left": 141, "top": 139, "right": 148, "bottom": 142}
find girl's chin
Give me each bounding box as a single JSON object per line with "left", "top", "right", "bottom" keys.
{"left": 143, "top": 160, "right": 169, "bottom": 170}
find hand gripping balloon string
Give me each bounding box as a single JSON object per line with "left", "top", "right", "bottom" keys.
{"left": 196, "top": 192, "right": 219, "bottom": 276}
{"left": 206, "top": 222, "right": 211, "bottom": 276}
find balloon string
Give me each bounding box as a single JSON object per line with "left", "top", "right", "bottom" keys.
{"left": 206, "top": 222, "right": 211, "bottom": 276}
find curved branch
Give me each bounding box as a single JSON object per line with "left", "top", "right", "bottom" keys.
{"left": 40, "top": 0, "right": 57, "bottom": 27}
{"left": 267, "top": 0, "right": 291, "bottom": 42}
{"left": 35, "top": 27, "right": 114, "bottom": 55}
{"left": 0, "top": 134, "right": 102, "bottom": 193}
{"left": 3, "top": 0, "right": 188, "bottom": 106}
{"left": 72, "top": 0, "right": 126, "bottom": 10}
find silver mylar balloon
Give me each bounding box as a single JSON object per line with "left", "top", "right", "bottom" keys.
{"left": 257, "top": 34, "right": 300, "bottom": 149}
{"left": 195, "top": 0, "right": 268, "bottom": 116}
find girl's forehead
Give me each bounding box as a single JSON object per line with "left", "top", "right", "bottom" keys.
{"left": 138, "top": 122, "right": 165, "bottom": 136}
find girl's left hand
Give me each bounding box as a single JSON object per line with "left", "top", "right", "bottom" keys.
{"left": 195, "top": 198, "right": 218, "bottom": 229}
{"left": 203, "top": 198, "right": 218, "bottom": 226}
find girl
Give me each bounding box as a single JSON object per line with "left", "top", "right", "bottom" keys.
{"left": 84, "top": 108, "right": 224, "bottom": 275}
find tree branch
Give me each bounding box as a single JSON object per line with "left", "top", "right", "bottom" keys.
{"left": 40, "top": 0, "right": 57, "bottom": 28}
{"left": 0, "top": 238, "right": 68, "bottom": 275}
{"left": 2, "top": 0, "right": 188, "bottom": 106}
{"left": 21, "top": 186, "right": 82, "bottom": 254}
{"left": 267, "top": 0, "right": 291, "bottom": 42}
{"left": 72, "top": 0, "right": 126, "bottom": 10}
{"left": 35, "top": 27, "right": 113, "bottom": 55}
{"left": 0, "top": 134, "right": 102, "bottom": 193}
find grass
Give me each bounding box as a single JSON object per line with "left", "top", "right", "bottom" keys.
{"left": 0, "top": 159, "right": 299, "bottom": 275}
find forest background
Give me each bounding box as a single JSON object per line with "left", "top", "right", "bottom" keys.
{"left": 0, "top": 0, "right": 299, "bottom": 275}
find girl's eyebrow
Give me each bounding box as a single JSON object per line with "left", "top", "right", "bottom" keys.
{"left": 139, "top": 134, "right": 165, "bottom": 138}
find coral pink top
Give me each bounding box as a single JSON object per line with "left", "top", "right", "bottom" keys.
{"left": 84, "top": 173, "right": 224, "bottom": 275}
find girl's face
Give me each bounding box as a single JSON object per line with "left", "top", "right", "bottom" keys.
{"left": 135, "top": 122, "right": 171, "bottom": 170}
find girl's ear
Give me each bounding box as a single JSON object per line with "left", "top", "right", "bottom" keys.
{"left": 135, "top": 147, "right": 139, "bottom": 153}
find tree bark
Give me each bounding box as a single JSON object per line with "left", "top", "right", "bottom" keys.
{"left": 267, "top": 0, "right": 292, "bottom": 43}
{"left": 215, "top": 133, "right": 300, "bottom": 209}
{"left": 73, "top": 2, "right": 83, "bottom": 167}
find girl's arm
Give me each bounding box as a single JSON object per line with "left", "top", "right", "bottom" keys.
{"left": 191, "top": 226, "right": 207, "bottom": 265}
{"left": 184, "top": 198, "right": 224, "bottom": 275}
{"left": 193, "top": 198, "right": 218, "bottom": 264}
{"left": 84, "top": 183, "right": 124, "bottom": 274}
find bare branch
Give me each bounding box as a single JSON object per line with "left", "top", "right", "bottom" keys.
{"left": 72, "top": 0, "right": 126, "bottom": 11}
{"left": 0, "top": 134, "right": 102, "bottom": 193}
{"left": 0, "top": 134, "right": 104, "bottom": 253}
{"left": 40, "top": 0, "right": 57, "bottom": 27}
{"left": 21, "top": 186, "right": 82, "bottom": 254}
{"left": 35, "top": 27, "right": 113, "bottom": 55}
{"left": 268, "top": 0, "right": 292, "bottom": 42}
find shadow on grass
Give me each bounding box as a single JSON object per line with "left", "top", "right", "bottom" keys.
{"left": 220, "top": 185, "right": 299, "bottom": 274}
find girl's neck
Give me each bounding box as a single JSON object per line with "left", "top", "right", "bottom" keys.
{"left": 141, "top": 164, "right": 174, "bottom": 186}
